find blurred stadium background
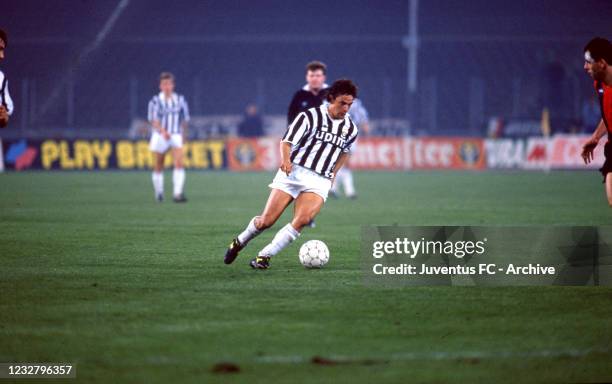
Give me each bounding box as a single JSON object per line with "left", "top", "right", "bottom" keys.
{"left": 1, "top": 0, "right": 611, "bottom": 172}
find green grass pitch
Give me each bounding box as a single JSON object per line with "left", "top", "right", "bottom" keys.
{"left": 1, "top": 170, "right": 611, "bottom": 383}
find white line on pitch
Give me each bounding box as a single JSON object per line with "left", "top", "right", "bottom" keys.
{"left": 254, "top": 346, "right": 611, "bottom": 364}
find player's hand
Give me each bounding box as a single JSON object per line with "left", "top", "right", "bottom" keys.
{"left": 161, "top": 129, "right": 170, "bottom": 140}
{"left": 0, "top": 106, "right": 8, "bottom": 128}
{"left": 581, "top": 138, "right": 598, "bottom": 164}
{"left": 280, "top": 160, "right": 292, "bottom": 176}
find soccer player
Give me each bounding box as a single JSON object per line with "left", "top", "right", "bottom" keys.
{"left": 287, "top": 61, "right": 329, "bottom": 124}
{"left": 224, "top": 79, "right": 359, "bottom": 269}
{"left": 580, "top": 37, "right": 612, "bottom": 206}
{"left": 330, "top": 97, "right": 370, "bottom": 199}
{"left": 0, "top": 28, "right": 14, "bottom": 128}
{"left": 148, "top": 72, "right": 190, "bottom": 203}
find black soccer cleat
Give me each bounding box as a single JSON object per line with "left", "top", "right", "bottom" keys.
{"left": 249, "top": 256, "right": 270, "bottom": 269}
{"left": 156, "top": 193, "right": 164, "bottom": 202}
{"left": 173, "top": 194, "right": 188, "bottom": 203}
{"left": 224, "top": 238, "right": 244, "bottom": 264}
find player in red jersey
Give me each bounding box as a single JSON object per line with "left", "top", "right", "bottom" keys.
{"left": 581, "top": 37, "right": 612, "bottom": 206}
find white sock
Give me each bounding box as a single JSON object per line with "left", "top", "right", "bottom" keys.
{"left": 258, "top": 223, "right": 300, "bottom": 257}
{"left": 342, "top": 168, "right": 355, "bottom": 197}
{"left": 237, "top": 216, "right": 262, "bottom": 246}
{"left": 173, "top": 168, "right": 185, "bottom": 197}
{"left": 152, "top": 172, "right": 164, "bottom": 196}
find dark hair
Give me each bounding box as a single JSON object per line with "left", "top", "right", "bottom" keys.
{"left": 584, "top": 37, "right": 612, "bottom": 64}
{"left": 326, "top": 79, "right": 358, "bottom": 102}
{"left": 305, "top": 60, "right": 327, "bottom": 75}
{"left": 159, "top": 71, "right": 175, "bottom": 82}
{"left": 0, "top": 29, "right": 7, "bottom": 47}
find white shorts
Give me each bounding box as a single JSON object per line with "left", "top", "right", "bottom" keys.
{"left": 269, "top": 164, "right": 332, "bottom": 202}
{"left": 149, "top": 132, "right": 183, "bottom": 153}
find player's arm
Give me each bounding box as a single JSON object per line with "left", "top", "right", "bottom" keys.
{"left": 0, "top": 79, "right": 13, "bottom": 128}
{"left": 0, "top": 106, "right": 8, "bottom": 128}
{"left": 582, "top": 119, "right": 606, "bottom": 164}
{"left": 279, "top": 141, "right": 292, "bottom": 175}
{"left": 280, "top": 112, "right": 310, "bottom": 175}
{"left": 148, "top": 99, "right": 169, "bottom": 139}
{"left": 181, "top": 97, "right": 190, "bottom": 142}
{"left": 332, "top": 131, "right": 358, "bottom": 181}
{"left": 332, "top": 152, "right": 350, "bottom": 175}
{"left": 181, "top": 121, "right": 188, "bottom": 142}
{"left": 150, "top": 119, "right": 170, "bottom": 140}
{"left": 330, "top": 152, "right": 350, "bottom": 186}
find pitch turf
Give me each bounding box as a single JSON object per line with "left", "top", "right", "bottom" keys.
{"left": 1, "top": 170, "right": 611, "bottom": 383}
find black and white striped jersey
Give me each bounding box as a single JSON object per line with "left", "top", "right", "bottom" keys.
{"left": 282, "top": 105, "right": 358, "bottom": 179}
{"left": 147, "top": 92, "right": 190, "bottom": 134}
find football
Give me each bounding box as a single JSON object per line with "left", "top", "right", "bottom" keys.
{"left": 298, "top": 240, "right": 330, "bottom": 268}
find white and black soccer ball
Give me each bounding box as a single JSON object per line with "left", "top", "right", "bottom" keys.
{"left": 298, "top": 240, "right": 330, "bottom": 268}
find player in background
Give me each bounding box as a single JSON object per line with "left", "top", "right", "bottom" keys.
{"left": 148, "top": 72, "right": 190, "bottom": 203}
{"left": 329, "top": 97, "right": 370, "bottom": 199}
{"left": 287, "top": 61, "right": 329, "bottom": 125}
{"left": 581, "top": 37, "right": 612, "bottom": 206}
{"left": 0, "top": 29, "right": 14, "bottom": 128}
{"left": 224, "top": 79, "right": 359, "bottom": 269}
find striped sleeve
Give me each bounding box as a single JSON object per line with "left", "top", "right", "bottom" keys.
{"left": 343, "top": 121, "right": 358, "bottom": 153}
{"left": 281, "top": 112, "right": 310, "bottom": 145}
{"left": 180, "top": 95, "right": 190, "bottom": 122}
{"left": 147, "top": 96, "right": 159, "bottom": 122}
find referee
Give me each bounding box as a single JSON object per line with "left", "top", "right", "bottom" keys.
{"left": 287, "top": 61, "right": 328, "bottom": 124}
{"left": 0, "top": 28, "right": 13, "bottom": 128}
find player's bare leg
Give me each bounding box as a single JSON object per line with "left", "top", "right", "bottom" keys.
{"left": 251, "top": 192, "right": 324, "bottom": 269}
{"left": 224, "top": 188, "right": 293, "bottom": 264}
{"left": 152, "top": 152, "right": 165, "bottom": 202}
{"left": 255, "top": 188, "right": 295, "bottom": 230}
{"left": 172, "top": 147, "right": 187, "bottom": 203}
{"left": 291, "top": 192, "right": 324, "bottom": 231}
{"left": 605, "top": 175, "right": 612, "bottom": 207}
